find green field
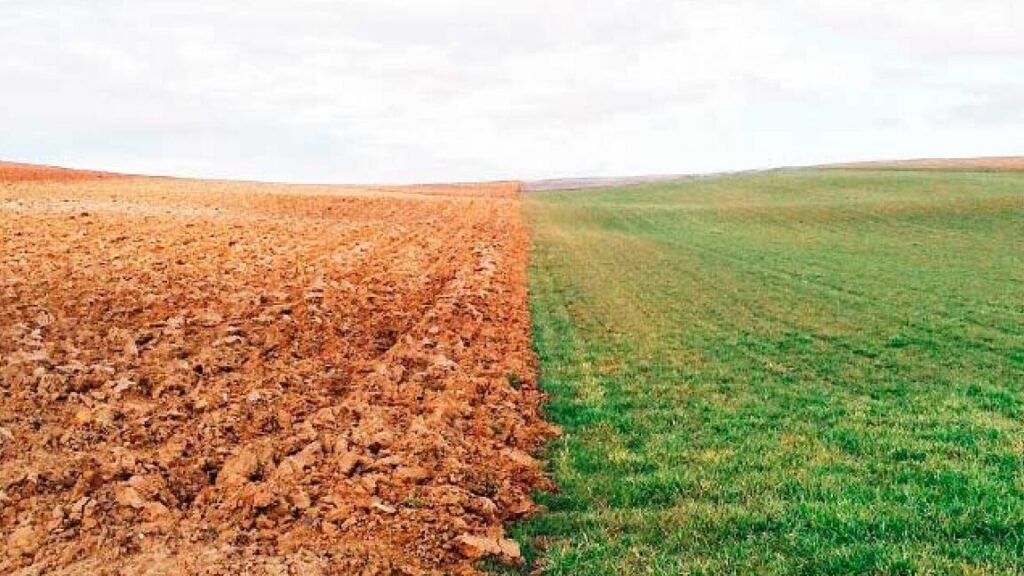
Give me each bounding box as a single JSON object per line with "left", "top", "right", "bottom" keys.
{"left": 504, "top": 170, "right": 1024, "bottom": 574}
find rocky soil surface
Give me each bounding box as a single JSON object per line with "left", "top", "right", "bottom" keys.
{"left": 0, "top": 169, "right": 555, "bottom": 575}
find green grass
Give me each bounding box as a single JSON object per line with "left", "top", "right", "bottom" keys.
{"left": 502, "top": 170, "right": 1024, "bottom": 575}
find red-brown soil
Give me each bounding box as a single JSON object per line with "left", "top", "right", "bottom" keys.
{"left": 0, "top": 169, "right": 555, "bottom": 575}
{"left": 0, "top": 161, "right": 124, "bottom": 183}
{"left": 825, "top": 156, "right": 1024, "bottom": 172}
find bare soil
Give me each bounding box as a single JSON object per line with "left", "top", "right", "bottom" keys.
{"left": 0, "top": 169, "right": 555, "bottom": 575}
{"left": 825, "top": 156, "right": 1024, "bottom": 172}
{"left": 0, "top": 162, "right": 123, "bottom": 182}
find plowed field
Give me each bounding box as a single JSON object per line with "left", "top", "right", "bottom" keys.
{"left": 0, "top": 171, "right": 554, "bottom": 575}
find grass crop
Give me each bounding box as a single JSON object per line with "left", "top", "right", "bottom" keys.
{"left": 502, "top": 170, "right": 1024, "bottom": 574}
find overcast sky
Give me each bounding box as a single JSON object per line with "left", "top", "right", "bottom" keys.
{"left": 1, "top": 1, "right": 1021, "bottom": 183}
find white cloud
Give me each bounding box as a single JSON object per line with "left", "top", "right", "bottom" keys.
{"left": 0, "top": 0, "right": 1021, "bottom": 182}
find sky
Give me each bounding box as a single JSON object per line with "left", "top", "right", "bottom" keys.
{"left": 1, "top": 0, "right": 1021, "bottom": 184}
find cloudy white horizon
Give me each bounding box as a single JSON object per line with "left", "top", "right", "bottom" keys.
{"left": 1, "top": 1, "right": 1021, "bottom": 184}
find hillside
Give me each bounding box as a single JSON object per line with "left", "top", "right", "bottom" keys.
{"left": 824, "top": 156, "right": 1024, "bottom": 172}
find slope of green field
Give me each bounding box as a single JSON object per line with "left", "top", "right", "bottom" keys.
{"left": 505, "top": 170, "right": 1024, "bottom": 575}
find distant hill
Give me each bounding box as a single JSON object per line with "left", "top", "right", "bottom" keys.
{"left": 6, "top": 156, "right": 1023, "bottom": 190}
{"left": 0, "top": 161, "right": 123, "bottom": 183}
{"left": 523, "top": 174, "right": 706, "bottom": 192}
{"left": 823, "top": 157, "right": 1024, "bottom": 172}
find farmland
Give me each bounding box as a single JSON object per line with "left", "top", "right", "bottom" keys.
{"left": 0, "top": 168, "right": 553, "bottom": 574}
{"left": 510, "top": 170, "right": 1024, "bottom": 574}
{"left": 826, "top": 157, "right": 1024, "bottom": 172}
{"left": 2, "top": 162, "right": 1023, "bottom": 575}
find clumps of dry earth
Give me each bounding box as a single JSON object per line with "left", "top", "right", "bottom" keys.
{"left": 0, "top": 165, "right": 557, "bottom": 575}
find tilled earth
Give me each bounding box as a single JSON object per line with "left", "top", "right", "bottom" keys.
{"left": 0, "top": 166, "right": 555, "bottom": 575}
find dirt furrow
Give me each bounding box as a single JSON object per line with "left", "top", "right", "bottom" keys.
{"left": 0, "top": 173, "right": 554, "bottom": 575}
